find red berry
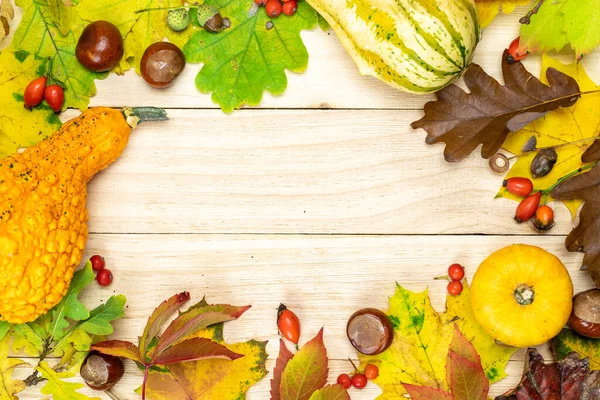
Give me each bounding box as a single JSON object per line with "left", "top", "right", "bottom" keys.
{"left": 277, "top": 304, "right": 301, "bottom": 344}
{"left": 533, "top": 205, "right": 555, "bottom": 231}
{"left": 24, "top": 76, "right": 47, "bottom": 109}
{"left": 254, "top": 0, "right": 267, "bottom": 5}
{"left": 515, "top": 192, "right": 542, "bottom": 223}
{"left": 351, "top": 373, "right": 367, "bottom": 389}
{"left": 364, "top": 364, "right": 379, "bottom": 380}
{"left": 337, "top": 373, "right": 352, "bottom": 389}
{"left": 447, "top": 281, "right": 463, "bottom": 296}
{"left": 282, "top": 0, "right": 297, "bottom": 15}
{"left": 503, "top": 177, "right": 533, "bottom": 197}
{"left": 265, "top": 0, "right": 282, "bottom": 17}
{"left": 448, "top": 264, "right": 465, "bottom": 281}
{"left": 96, "top": 269, "right": 113, "bottom": 286}
{"left": 90, "top": 255, "right": 105, "bottom": 272}
{"left": 507, "top": 37, "right": 527, "bottom": 63}
{"left": 44, "top": 84, "right": 65, "bottom": 113}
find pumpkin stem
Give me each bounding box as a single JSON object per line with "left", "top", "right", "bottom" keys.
{"left": 122, "top": 107, "right": 168, "bottom": 129}
{"left": 514, "top": 284, "right": 535, "bottom": 305}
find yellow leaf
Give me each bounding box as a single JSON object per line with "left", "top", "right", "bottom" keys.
{"left": 498, "top": 56, "right": 600, "bottom": 217}
{"left": 358, "top": 283, "right": 516, "bottom": 399}
{"left": 37, "top": 359, "right": 101, "bottom": 400}
{"left": 0, "top": 335, "right": 26, "bottom": 400}
{"left": 475, "top": 0, "right": 531, "bottom": 28}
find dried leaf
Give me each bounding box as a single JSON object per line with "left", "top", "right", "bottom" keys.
{"left": 522, "top": 136, "right": 538, "bottom": 153}
{"left": 0, "top": 0, "right": 14, "bottom": 42}
{"left": 0, "top": 335, "right": 26, "bottom": 400}
{"left": 474, "top": 0, "right": 531, "bottom": 28}
{"left": 271, "top": 339, "right": 294, "bottom": 400}
{"left": 308, "top": 385, "right": 349, "bottom": 400}
{"left": 496, "top": 349, "right": 600, "bottom": 400}
{"left": 583, "top": 140, "right": 600, "bottom": 163}
{"left": 552, "top": 163, "right": 600, "bottom": 285}
{"left": 139, "top": 292, "right": 191, "bottom": 355}
{"left": 279, "top": 329, "right": 328, "bottom": 400}
{"left": 551, "top": 329, "right": 600, "bottom": 371}
{"left": 411, "top": 51, "right": 581, "bottom": 162}
{"left": 498, "top": 56, "right": 600, "bottom": 217}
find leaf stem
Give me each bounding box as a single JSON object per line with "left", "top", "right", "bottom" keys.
{"left": 348, "top": 358, "right": 359, "bottom": 373}
{"left": 508, "top": 136, "right": 600, "bottom": 160}
{"left": 24, "top": 338, "right": 52, "bottom": 387}
{"left": 520, "top": 0, "right": 545, "bottom": 25}
{"left": 142, "top": 365, "right": 149, "bottom": 400}
{"left": 541, "top": 162, "right": 598, "bottom": 195}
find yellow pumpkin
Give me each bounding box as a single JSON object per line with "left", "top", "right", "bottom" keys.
{"left": 470, "top": 244, "right": 573, "bottom": 348}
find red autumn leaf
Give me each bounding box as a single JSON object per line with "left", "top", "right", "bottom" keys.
{"left": 403, "top": 384, "right": 454, "bottom": 400}
{"left": 308, "top": 385, "right": 350, "bottom": 400}
{"left": 271, "top": 339, "right": 294, "bottom": 400}
{"left": 447, "top": 325, "right": 488, "bottom": 400}
{"left": 152, "top": 303, "right": 251, "bottom": 357}
{"left": 150, "top": 337, "right": 243, "bottom": 365}
{"left": 411, "top": 50, "right": 581, "bottom": 162}
{"left": 496, "top": 349, "right": 600, "bottom": 399}
{"left": 279, "top": 328, "right": 328, "bottom": 400}
{"left": 91, "top": 340, "right": 144, "bottom": 364}
{"left": 139, "top": 291, "right": 191, "bottom": 354}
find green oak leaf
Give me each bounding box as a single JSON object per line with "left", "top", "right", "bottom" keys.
{"left": 0, "top": 321, "right": 10, "bottom": 341}
{"left": 550, "top": 328, "right": 600, "bottom": 370}
{"left": 37, "top": 359, "right": 100, "bottom": 400}
{"left": 184, "top": 0, "right": 318, "bottom": 112}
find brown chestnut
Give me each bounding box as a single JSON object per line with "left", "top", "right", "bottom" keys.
{"left": 80, "top": 350, "right": 125, "bottom": 391}
{"left": 569, "top": 289, "right": 600, "bottom": 339}
{"left": 76, "top": 21, "right": 124, "bottom": 72}
{"left": 347, "top": 308, "right": 393, "bottom": 355}
{"left": 140, "top": 42, "right": 186, "bottom": 88}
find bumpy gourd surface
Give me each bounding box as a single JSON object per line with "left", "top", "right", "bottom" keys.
{"left": 0, "top": 107, "right": 131, "bottom": 324}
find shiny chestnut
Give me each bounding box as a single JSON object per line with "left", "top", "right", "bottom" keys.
{"left": 347, "top": 308, "right": 393, "bottom": 355}
{"left": 140, "top": 42, "right": 186, "bottom": 88}
{"left": 76, "top": 21, "right": 124, "bottom": 72}
{"left": 80, "top": 350, "right": 125, "bottom": 391}
{"left": 569, "top": 289, "right": 600, "bottom": 339}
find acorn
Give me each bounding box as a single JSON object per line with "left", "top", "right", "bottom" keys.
{"left": 569, "top": 289, "right": 600, "bottom": 339}
{"left": 167, "top": 8, "right": 191, "bottom": 32}
{"left": 196, "top": 4, "right": 225, "bottom": 33}
{"left": 531, "top": 148, "right": 557, "bottom": 178}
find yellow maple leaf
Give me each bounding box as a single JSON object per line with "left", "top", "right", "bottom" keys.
{"left": 358, "top": 283, "right": 516, "bottom": 399}
{"left": 475, "top": 0, "right": 531, "bottom": 28}
{"left": 498, "top": 56, "right": 600, "bottom": 217}
{"left": 0, "top": 335, "right": 27, "bottom": 400}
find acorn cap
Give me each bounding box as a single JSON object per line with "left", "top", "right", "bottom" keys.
{"left": 196, "top": 4, "right": 219, "bottom": 26}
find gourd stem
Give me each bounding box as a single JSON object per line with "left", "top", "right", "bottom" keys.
{"left": 122, "top": 107, "right": 169, "bottom": 129}
{"left": 514, "top": 284, "right": 535, "bottom": 306}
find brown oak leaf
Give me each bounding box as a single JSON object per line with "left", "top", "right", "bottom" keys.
{"left": 411, "top": 51, "right": 581, "bottom": 162}
{"left": 552, "top": 162, "right": 600, "bottom": 285}
{"left": 496, "top": 349, "right": 600, "bottom": 400}
{"left": 582, "top": 140, "right": 600, "bottom": 163}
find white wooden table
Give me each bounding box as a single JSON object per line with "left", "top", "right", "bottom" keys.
{"left": 10, "top": 6, "right": 599, "bottom": 399}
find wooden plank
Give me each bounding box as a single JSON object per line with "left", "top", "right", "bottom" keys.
{"left": 80, "top": 108, "right": 580, "bottom": 235}
{"left": 8, "top": 233, "right": 593, "bottom": 399}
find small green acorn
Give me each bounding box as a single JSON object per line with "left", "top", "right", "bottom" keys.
{"left": 167, "top": 8, "right": 191, "bottom": 32}
{"left": 196, "top": 4, "right": 224, "bottom": 33}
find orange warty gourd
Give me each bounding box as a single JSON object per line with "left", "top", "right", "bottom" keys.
{"left": 470, "top": 244, "right": 573, "bottom": 348}
{"left": 0, "top": 107, "right": 167, "bottom": 324}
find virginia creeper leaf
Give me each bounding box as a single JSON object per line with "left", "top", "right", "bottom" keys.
{"left": 150, "top": 337, "right": 243, "bottom": 365}
{"left": 271, "top": 339, "right": 294, "bottom": 400}
{"left": 139, "top": 291, "right": 191, "bottom": 355}
{"left": 92, "top": 340, "right": 144, "bottom": 363}
{"left": 498, "top": 56, "right": 600, "bottom": 217}
{"left": 403, "top": 384, "right": 454, "bottom": 400}
{"left": 411, "top": 51, "right": 581, "bottom": 162}
{"left": 279, "top": 328, "right": 328, "bottom": 400}
{"left": 184, "top": 0, "right": 318, "bottom": 112}
{"left": 359, "top": 283, "right": 516, "bottom": 399}
{"left": 551, "top": 329, "right": 600, "bottom": 370}
{"left": 0, "top": 335, "right": 26, "bottom": 400}
{"left": 496, "top": 349, "right": 600, "bottom": 399}
{"left": 447, "top": 353, "right": 488, "bottom": 400}
{"left": 308, "top": 385, "right": 349, "bottom": 400}
{"left": 552, "top": 163, "right": 600, "bottom": 285}
{"left": 475, "top": 0, "right": 531, "bottom": 28}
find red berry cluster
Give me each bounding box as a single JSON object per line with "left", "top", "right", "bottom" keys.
{"left": 504, "top": 177, "right": 555, "bottom": 231}
{"left": 446, "top": 264, "right": 465, "bottom": 296}
{"left": 337, "top": 362, "right": 378, "bottom": 390}
{"left": 90, "top": 255, "right": 114, "bottom": 286}
{"left": 24, "top": 76, "right": 65, "bottom": 113}
{"left": 254, "top": 0, "right": 298, "bottom": 18}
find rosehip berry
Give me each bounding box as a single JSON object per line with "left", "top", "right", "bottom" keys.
{"left": 448, "top": 263, "right": 465, "bottom": 281}
{"left": 282, "top": 0, "right": 297, "bottom": 15}
{"left": 24, "top": 76, "right": 47, "bottom": 109}
{"left": 90, "top": 255, "right": 105, "bottom": 272}
{"left": 507, "top": 37, "right": 527, "bottom": 63}
{"left": 515, "top": 192, "right": 542, "bottom": 223}
{"left": 503, "top": 177, "right": 533, "bottom": 197}
{"left": 448, "top": 281, "right": 463, "bottom": 296}
{"left": 337, "top": 373, "right": 352, "bottom": 389}
{"left": 265, "top": 0, "right": 282, "bottom": 17}
{"left": 351, "top": 373, "right": 367, "bottom": 389}
{"left": 44, "top": 84, "right": 65, "bottom": 113}
{"left": 364, "top": 364, "right": 379, "bottom": 380}
{"left": 533, "top": 205, "right": 555, "bottom": 231}
{"left": 96, "top": 269, "right": 113, "bottom": 286}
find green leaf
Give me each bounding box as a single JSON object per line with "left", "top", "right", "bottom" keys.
{"left": 74, "top": 294, "right": 126, "bottom": 336}
{"left": 0, "top": 322, "right": 11, "bottom": 341}
{"left": 308, "top": 385, "right": 349, "bottom": 400}
{"left": 184, "top": 0, "right": 318, "bottom": 112}
{"left": 11, "top": 323, "right": 44, "bottom": 356}
{"left": 37, "top": 360, "right": 100, "bottom": 400}
{"left": 316, "top": 13, "right": 329, "bottom": 32}
{"left": 279, "top": 328, "right": 328, "bottom": 400}
{"left": 562, "top": 1, "right": 600, "bottom": 59}
{"left": 550, "top": 328, "right": 600, "bottom": 370}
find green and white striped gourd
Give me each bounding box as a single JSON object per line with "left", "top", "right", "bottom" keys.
{"left": 308, "top": 0, "right": 481, "bottom": 93}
